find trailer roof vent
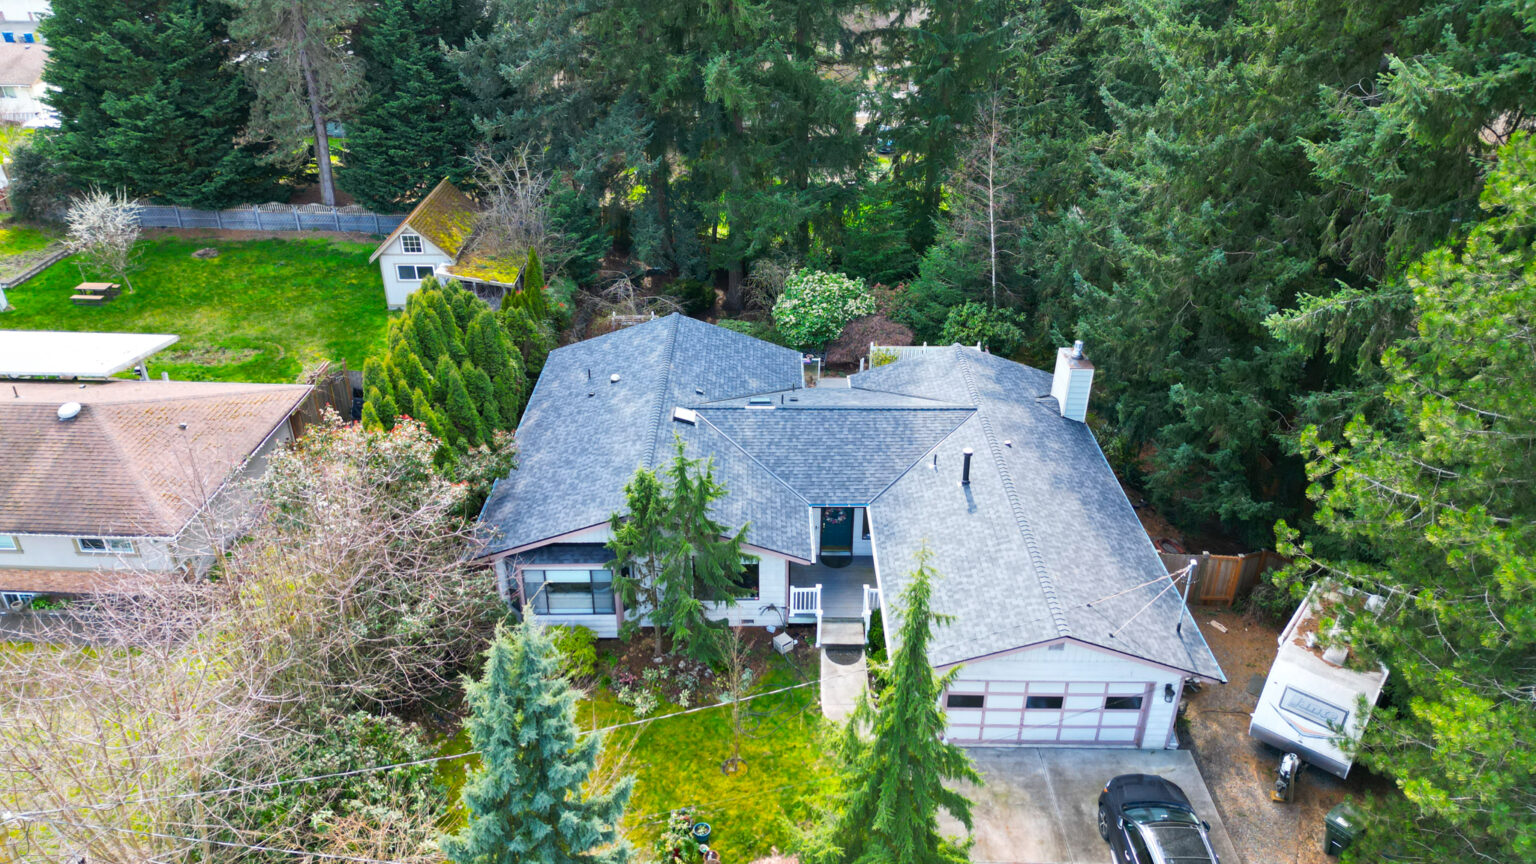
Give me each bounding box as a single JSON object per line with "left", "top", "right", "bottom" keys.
{"left": 57, "top": 402, "right": 82, "bottom": 421}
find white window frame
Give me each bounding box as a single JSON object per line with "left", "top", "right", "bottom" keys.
{"left": 395, "top": 264, "right": 434, "bottom": 282}
{"left": 75, "top": 537, "right": 135, "bottom": 556}
{"left": 2, "top": 591, "right": 36, "bottom": 609}
{"left": 399, "top": 232, "right": 424, "bottom": 254}
{"left": 0, "top": 535, "right": 20, "bottom": 553}
{"left": 0, "top": 85, "right": 22, "bottom": 99}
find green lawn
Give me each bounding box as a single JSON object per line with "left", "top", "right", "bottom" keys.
{"left": 0, "top": 236, "right": 390, "bottom": 382}
{"left": 0, "top": 216, "right": 58, "bottom": 257}
{"left": 437, "top": 657, "right": 835, "bottom": 861}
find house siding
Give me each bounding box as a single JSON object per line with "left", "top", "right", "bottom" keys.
{"left": 943, "top": 641, "right": 1185, "bottom": 749}
{"left": 377, "top": 230, "right": 451, "bottom": 308}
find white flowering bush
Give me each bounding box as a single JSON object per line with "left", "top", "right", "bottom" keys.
{"left": 771, "top": 268, "right": 873, "bottom": 350}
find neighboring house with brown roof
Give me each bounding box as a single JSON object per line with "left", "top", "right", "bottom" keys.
{"left": 0, "top": 40, "right": 53, "bottom": 127}
{"left": 0, "top": 378, "right": 311, "bottom": 607}
{"left": 367, "top": 178, "right": 524, "bottom": 308}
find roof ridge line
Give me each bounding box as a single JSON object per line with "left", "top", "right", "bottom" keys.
{"left": 955, "top": 347, "right": 1070, "bottom": 637}
{"left": 644, "top": 314, "right": 683, "bottom": 467}
{"left": 693, "top": 412, "right": 811, "bottom": 507}
{"left": 866, "top": 406, "right": 977, "bottom": 506}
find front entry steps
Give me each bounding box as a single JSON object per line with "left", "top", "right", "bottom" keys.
{"left": 821, "top": 617, "right": 866, "bottom": 647}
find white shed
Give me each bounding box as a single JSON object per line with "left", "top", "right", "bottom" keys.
{"left": 368, "top": 179, "right": 524, "bottom": 309}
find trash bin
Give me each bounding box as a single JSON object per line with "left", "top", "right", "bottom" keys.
{"left": 691, "top": 821, "right": 712, "bottom": 846}
{"left": 1324, "top": 803, "right": 1363, "bottom": 856}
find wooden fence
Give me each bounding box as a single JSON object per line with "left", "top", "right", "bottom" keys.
{"left": 1159, "top": 549, "right": 1287, "bottom": 606}
{"left": 287, "top": 361, "right": 358, "bottom": 439}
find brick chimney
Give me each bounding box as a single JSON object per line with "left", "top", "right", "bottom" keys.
{"left": 1050, "top": 340, "right": 1094, "bottom": 422}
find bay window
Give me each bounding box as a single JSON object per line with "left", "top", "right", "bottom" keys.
{"left": 521, "top": 568, "right": 613, "bottom": 615}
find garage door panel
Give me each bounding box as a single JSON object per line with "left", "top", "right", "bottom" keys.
{"left": 982, "top": 723, "right": 1022, "bottom": 743}
{"left": 1057, "top": 726, "right": 1100, "bottom": 741}
{"left": 1097, "top": 726, "right": 1139, "bottom": 742}
{"left": 1067, "top": 682, "right": 1105, "bottom": 694}
{"left": 947, "top": 708, "right": 984, "bottom": 724}
{"left": 1101, "top": 712, "right": 1141, "bottom": 727}
{"left": 988, "top": 694, "right": 1025, "bottom": 710}
{"left": 944, "top": 678, "right": 1153, "bottom": 747}
{"left": 1063, "top": 695, "right": 1102, "bottom": 710}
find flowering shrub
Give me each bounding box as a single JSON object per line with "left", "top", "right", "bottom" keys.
{"left": 771, "top": 268, "right": 873, "bottom": 350}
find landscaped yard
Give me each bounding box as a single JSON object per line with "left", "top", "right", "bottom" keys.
{"left": 0, "top": 235, "right": 390, "bottom": 382}
{"left": 437, "top": 633, "right": 836, "bottom": 862}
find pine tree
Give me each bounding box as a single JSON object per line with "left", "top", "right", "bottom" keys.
{"left": 831, "top": 547, "right": 977, "bottom": 864}
{"left": 342, "top": 0, "right": 479, "bottom": 211}
{"left": 41, "top": 0, "right": 279, "bottom": 207}
{"left": 607, "top": 437, "right": 747, "bottom": 662}
{"left": 498, "top": 303, "right": 555, "bottom": 380}
{"left": 442, "top": 619, "right": 632, "bottom": 864}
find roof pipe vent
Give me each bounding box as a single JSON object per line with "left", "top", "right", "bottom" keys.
{"left": 610, "top": 373, "right": 620, "bottom": 384}
{"left": 1071, "top": 339, "right": 1084, "bottom": 359}
{"left": 961, "top": 447, "right": 973, "bottom": 485}
{"left": 58, "top": 402, "right": 82, "bottom": 421}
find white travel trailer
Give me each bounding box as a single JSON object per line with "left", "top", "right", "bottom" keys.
{"left": 1249, "top": 584, "right": 1389, "bottom": 781}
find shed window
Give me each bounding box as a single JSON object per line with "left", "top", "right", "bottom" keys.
{"left": 946, "top": 693, "right": 985, "bottom": 709}
{"left": 0, "top": 85, "right": 20, "bottom": 98}
{"left": 1, "top": 33, "right": 13, "bottom": 44}
{"left": 522, "top": 568, "right": 614, "bottom": 615}
{"left": 1025, "top": 695, "right": 1064, "bottom": 709}
{"left": 400, "top": 233, "right": 424, "bottom": 254}
{"left": 21, "top": 32, "right": 33, "bottom": 43}
{"left": 1105, "top": 696, "right": 1144, "bottom": 710}
{"left": 0, "top": 535, "right": 19, "bottom": 552}
{"left": 396, "top": 264, "right": 435, "bottom": 281}
{"left": 2, "top": 591, "right": 36, "bottom": 608}
{"left": 76, "top": 537, "right": 134, "bottom": 555}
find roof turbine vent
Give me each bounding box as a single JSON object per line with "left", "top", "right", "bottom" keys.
{"left": 57, "top": 402, "right": 82, "bottom": 421}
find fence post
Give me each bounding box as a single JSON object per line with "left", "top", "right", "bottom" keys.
{"left": 373, "top": 213, "right": 381, "bottom": 234}
{"left": 174, "top": 206, "right": 183, "bottom": 229}
{"left": 332, "top": 209, "right": 341, "bottom": 232}
{"left": 253, "top": 205, "right": 262, "bottom": 231}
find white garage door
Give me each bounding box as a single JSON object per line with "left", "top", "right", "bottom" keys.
{"left": 943, "top": 681, "right": 1154, "bottom": 746}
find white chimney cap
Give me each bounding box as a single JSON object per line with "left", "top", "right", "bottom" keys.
{"left": 57, "top": 402, "right": 82, "bottom": 421}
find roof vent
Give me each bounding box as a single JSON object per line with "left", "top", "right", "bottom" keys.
{"left": 672, "top": 407, "right": 698, "bottom": 425}
{"left": 58, "top": 402, "right": 82, "bottom": 421}
{"left": 610, "top": 373, "right": 621, "bottom": 384}
{"left": 961, "top": 447, "right": 974, "bottom": 485}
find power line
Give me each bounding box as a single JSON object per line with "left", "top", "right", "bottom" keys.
{"left": 8, "top": 564, "right": 1204, "bottom": 824}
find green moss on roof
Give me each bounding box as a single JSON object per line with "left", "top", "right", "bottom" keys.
{"left": 404, "top": 179, "right": 478, "bottom": 258}
{"left": 449, "top": 250, "right": 521, "bottom": 286}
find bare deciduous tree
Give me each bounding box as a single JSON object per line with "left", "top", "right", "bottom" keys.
{"left": 950, "top": 92, "right": 1019, "bottom": 306}
{"left": 64, "top": 188, "right": 142, "bottom": 292}
{"left": 466, "top": 144, "right": 579, "bottom": 279}
{"left": 0, "top": 413, "right": 508, "bottom": 863}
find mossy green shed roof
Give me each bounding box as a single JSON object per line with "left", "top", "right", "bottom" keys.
{"left": 369, "top": 179, "right": 479, "bottom": 262}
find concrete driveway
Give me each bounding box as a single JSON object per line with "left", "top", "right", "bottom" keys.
{"left": 939, "top": 748, "right": 1241, "bottom": 864}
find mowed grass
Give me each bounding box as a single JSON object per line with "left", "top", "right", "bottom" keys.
{"left": 1, "top": 235, "right": 390, "bottom": 382}
{"left": 437, "top": 660, "right": 835, "bottom": 861}
{"left": 0, "top": 216, "right": 59, "bottom": 256}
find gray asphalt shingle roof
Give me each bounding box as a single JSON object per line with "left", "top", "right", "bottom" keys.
{"left": 477, "top": 315, "right": 1224, "bottom": 680}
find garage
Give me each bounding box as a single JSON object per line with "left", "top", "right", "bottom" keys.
{"left": 944, "top": 680, "right": 1154, "bottom": 746}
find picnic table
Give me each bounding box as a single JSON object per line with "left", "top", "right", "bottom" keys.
{"left": 71, "top": 282, "right": 121, "bottom": 305}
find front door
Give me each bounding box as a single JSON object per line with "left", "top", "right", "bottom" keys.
{"left": 820, "top": 507, "right": 854, "bottom": 555}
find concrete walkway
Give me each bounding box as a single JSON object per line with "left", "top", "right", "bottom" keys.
{"left": 819, "top": 647, "right": 867, "bottom": 723}
{"left": 939, "top": 748, "right": 1241, "bottom": 864}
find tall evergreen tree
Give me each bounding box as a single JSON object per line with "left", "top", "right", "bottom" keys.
{"left": 225, "top": 0, "right": 366, "bottom": 207}
{"left": 40, "top": 0, "right": 278, "bottom": 207}
{"left": 441, "top": 619, "right": 633, "bottom": 864}
{"left": 607, "top": 437, "right": 748, "bottom": 662}
{"left": 1276, "top": 134, "right": 1536, "bottom": 863}
{"left": 342, "top": 0, "right": 479, "bottom": 211}
{"left": 828, "top": 547, "right": 977, "bottom": 864}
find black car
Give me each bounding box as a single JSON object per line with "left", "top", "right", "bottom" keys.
{"left": 1098, "top": 774, "right": 1220, "bottom": 864}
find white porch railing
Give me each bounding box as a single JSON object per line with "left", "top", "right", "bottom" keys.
{"left": 862, "top": 585, "right": 881, "bottom": 640}
{"left": 790, "top": 583, "right": 823, "bottom": 646}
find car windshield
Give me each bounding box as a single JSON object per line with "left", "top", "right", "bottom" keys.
{"left": 1124, "top": 805, "right": 1199, "bottom": 825}
{"left": 1143, "top": 823, "right": 1214, "bottom": 864}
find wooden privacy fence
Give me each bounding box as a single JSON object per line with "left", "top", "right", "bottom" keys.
{"left": 1160, "top": 549, "right": 1287, "bottom": 606}
{"left": 136, "top": 204, "right": 405, "bottom": 235}
{"left": 287, "top": 361, "right": 357, "bottom": 439}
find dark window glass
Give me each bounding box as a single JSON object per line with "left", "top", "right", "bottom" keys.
{"left": 522, "top": 568, "right": 612, "bottom": 614}
{"left": 732, "top": 557, "right": 760, "bottom": 599}
{"left": 591, "top": 569, "right": 613, "bottom": 613}
{"left": 1126, "top": 826, "right": 1153, "bottom": 864}
{"left": 861, "top": 508, "right": 871, "bottom": 539}
{"left": 1106, "top": 696, "right": 1144, "bottom": 710}
{"left": 1026, "top": 695, "right": 1064, "bottom": 710}
{"left": 946, "top": 693, "right": 985, "bottom": 709}
{"left": 522, "top": 569, "right": 548, "bottom": 613}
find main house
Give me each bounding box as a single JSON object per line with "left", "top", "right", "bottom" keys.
{"left": 473, "top": 314, "right": 1225, "bottom": 748}
{"left": 368, "top": 179, "right": 524, "bottom": 309}
{"left": 0, "top": 341, "right": 311, "bottom": 607}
